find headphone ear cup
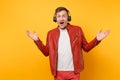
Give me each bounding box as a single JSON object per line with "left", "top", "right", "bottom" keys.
{"left": 53, "top": 16, "right": 71, "bottom": 22}
{"left": 68, "top": 16, "right": 71, "bottom": 21}
{"left": 53, "top": 17, "right": 57, "bottom": 22}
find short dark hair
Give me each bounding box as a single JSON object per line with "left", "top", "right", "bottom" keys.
{"left": 54, "top": 7, "right": 69, "bottom": 15}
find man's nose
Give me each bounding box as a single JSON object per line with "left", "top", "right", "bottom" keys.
{"left": 59, "top": 16, "right": 64, "bottom": 20}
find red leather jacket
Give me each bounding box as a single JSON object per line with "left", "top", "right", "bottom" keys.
{"left": 34, "top": 24, "right": 100, "bottom": 76}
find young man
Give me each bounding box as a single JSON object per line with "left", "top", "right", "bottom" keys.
{"left": 26, "top": 7, "right": 110, "bottom": 80}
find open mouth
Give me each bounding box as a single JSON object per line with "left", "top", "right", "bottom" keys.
{"left": 60, "top": 22, "right": 64, "bottom": 24}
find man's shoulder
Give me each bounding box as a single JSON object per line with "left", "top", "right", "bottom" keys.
{"left": 69, "top": 24, "right": 82, "bottom": 30}
{"left": 47, "top": 27, "right": 58, "bottom": 34}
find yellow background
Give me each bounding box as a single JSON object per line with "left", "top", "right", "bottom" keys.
{"left": 0, "top": 0, "right": 120, "bottom": 80}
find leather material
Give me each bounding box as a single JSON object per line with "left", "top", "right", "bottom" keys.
{"left": 34, "top": 24, "right": 101, "bottom": 76}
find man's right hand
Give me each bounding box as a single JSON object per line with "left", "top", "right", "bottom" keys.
{"left": 26, "top": 30, "right": 39, "bottom": 41}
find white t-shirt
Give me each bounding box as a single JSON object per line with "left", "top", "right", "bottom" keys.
{"left": 57, "top": 28, "right": 74, "bottom": 71}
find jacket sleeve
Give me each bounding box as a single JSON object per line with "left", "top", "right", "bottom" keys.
{"left": 81, "top": 29, "right": 101, "bottom": 52}
{"left": 34, "top": 34, "right": 49, "bottom": 56}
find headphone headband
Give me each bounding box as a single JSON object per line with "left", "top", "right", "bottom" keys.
{"left": 53, "top": 7, "right": 71, "bottom": 22}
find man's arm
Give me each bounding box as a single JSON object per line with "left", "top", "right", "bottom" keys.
{"left": 82, "top": 29, "right": 110, "bottom": 52}
{"left": 26, "top": 30, "right": 49, "bottom": 56}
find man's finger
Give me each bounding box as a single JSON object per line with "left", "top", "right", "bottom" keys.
{"left": 104, "top": 30, "right": 110, "bottom": 36}
{"left": 98, "top": 29, "right": 102, "bottom": 34}
{"left": 26, "top": 30, "right": 30, "bottom": 34}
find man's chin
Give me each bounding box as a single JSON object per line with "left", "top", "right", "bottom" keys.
{"left": 59, "top": 26, "right": 66, "bottom": 29}
{"left": 58, "top": 24, "right": 68, "bottom": 29}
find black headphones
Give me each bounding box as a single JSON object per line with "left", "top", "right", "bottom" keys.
{"left": 53, "top": 15, "right": 71, "bottom": 22}
{"left": 53, "top": 7, "right": 71, "bottom": 22}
